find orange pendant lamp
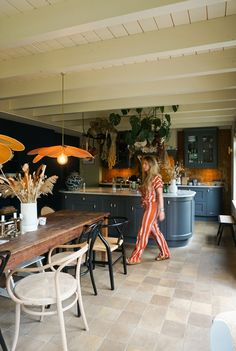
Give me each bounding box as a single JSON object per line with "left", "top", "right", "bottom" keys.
{"left": 0, "top": 134, "right": 25, "bottom": 164}
{"left": 28, "top": 73, "right": 93, "bottom": 164}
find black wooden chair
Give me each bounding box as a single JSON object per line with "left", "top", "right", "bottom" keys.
{"left": 0, "top": 250, "right": 11, "bottom": 351}
{"left": 217, "top": 215, "right": 236, "bottom": 246}
{"left": 93, "top": 216, "right": 128, "bottom": 290}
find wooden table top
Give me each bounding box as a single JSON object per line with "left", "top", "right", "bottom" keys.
{"left": 1, "top": 210, "right": 109, "bottom": 270}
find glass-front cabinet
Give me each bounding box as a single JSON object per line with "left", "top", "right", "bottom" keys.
{"left": 184, "top": 128, "right": 218, "bottom": 168}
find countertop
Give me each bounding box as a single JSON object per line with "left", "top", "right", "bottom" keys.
{"left": 61, "top": 187, "right": 196, "bottom": 198}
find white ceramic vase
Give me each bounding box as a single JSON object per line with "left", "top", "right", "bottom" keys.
{"left": 20, "top": 202, "right": 38, "bottom": 233}
{"left": 169, "top": 179, "right": 178, "bottom": 194}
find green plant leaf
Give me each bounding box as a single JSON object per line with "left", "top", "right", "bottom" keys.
{"left": 136, "top": 108, "right": 143, "bottom": 115}
{"left": 121, "top": 109, "right": 130, "bottom": 115}
{"left": 151, "top": 118, "right": 161, "bottom": 128}
{"left": 109, "top": 113, "right": 121, "bottom": 126}
{"left": 129, "top": 115, "right": 140, "bottom": 128}
{"left": 147, "top": 131, "right": 155, "bottom": 144}
{"left": 165, "top": 114, "right": 171, "bottom": 124}
{"left": 141, "top": 117, "right": 151, "bottom": 130}
{"left": 172, "top": 105, "right": 179, "bottom": 112}
{"left": 159, "top": 106, "right": 165, "bottom": 113}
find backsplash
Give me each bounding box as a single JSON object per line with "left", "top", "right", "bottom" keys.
{"left": 184, "top": 168, "right": 222, "bottom": 183}
{"left": 102, "top": 166, "right": 139, "bottom": 183}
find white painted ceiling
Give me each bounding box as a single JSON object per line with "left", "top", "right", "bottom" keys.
{"left": 0, "top": 0, "right": 235, "bottom": 134}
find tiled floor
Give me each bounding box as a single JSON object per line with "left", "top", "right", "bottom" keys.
{"left": 1, "top": 220, "right": 236, "bottom": 350}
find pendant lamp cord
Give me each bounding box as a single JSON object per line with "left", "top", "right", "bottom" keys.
{"left": 61, "top": 72, "right": 65, "bottom": 146}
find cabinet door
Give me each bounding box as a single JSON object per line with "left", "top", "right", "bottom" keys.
{"left": 131, "top": 201, "right": 144, "bottom": 238}
{"left": 199, "top": 130, "right": 217, "bottom": 168}
{"left": 166, "top": 198, "right": 193, "bottom": 242}
{"left": 206, "top": 188, "right": 222, "bottom": 216}
{"left": 184, "top": 132, "right": 201, "bottom": 167}
{"left": 102, "top": 197, "right": 125, "bottom": 217}
{"left": 184, "top": 128, "right": 218, "bottom": 168}
{"left": 61, "top": 193, "right": 102, "bottom": 211}
{"left": 195, "top": 202, "right": 207, "bottom": 216}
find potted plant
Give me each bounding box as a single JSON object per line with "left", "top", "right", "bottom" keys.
{"left": 109, "top": 105, "right": 179, "bottom": 156}
{"left": 0, "top": 163, "right": 58, "bottom": 233}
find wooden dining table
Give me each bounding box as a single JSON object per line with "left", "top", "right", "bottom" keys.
{"left": 1, "top": 210, "right": 109, "bottom": 270}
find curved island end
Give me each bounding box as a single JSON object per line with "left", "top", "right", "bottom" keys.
{"left": 60, "top": 188, "right": 196, "bottom": 248}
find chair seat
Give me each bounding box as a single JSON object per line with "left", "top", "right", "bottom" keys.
{"left": 93, "top": 237, "right": 123, "bottom": 252}
{"left": 14, "top": 272, "right": 77, "bottom": 305}
{"left": 219, "top": 215, "right": 235, "bottom": 225}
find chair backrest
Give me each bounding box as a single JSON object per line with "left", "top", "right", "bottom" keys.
{"left": 0, "top": 251, "right": 11, "bottom": 277}
{"left": 79, "top": 221, "right": 103, "bottom": 258}
{"left": 40, "top": 206, "right": 55, "bottom": 216}
{"left": 102, "top": 216, "right": 129, "bottom": 238}
{"left": 55, "top": 243, "right": 88, "bottom": 281}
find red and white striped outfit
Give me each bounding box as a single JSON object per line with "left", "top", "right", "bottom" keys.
{"left": 128, "top": 175, "right": 170, "bottom": 263}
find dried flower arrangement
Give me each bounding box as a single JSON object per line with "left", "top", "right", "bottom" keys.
{"left": 160, "top": 157, "right": 185, "bottom": 184}
{"left": 0, "top": 163, "right": 58, "bottom": 203}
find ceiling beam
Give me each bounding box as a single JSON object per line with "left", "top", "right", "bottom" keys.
{"left": 4, "top": 89, "right": 236, "bottom": 117}
{"left": 47, "top": 103, "right": 236, "bottom": 123}
{"left": 0, "top": 15, "right": 235, "bottom": 79}
{"left": 0, "top": 0, "right": 226, "bottom": 49}
{"left": 3, "top": 72, "right": 236, "bottom": 110}
{"left": 1, "top": 48, "right": 236, "bottom": 99}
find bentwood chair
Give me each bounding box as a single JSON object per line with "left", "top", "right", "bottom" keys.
{"left": 0, "top": 250, "right": 11, "bottom": 351}
{"left": 6, "top": 244, "right": 89, "bottom": 351}
{"left": 93, "top": 216, "right": 128, "bottom": 290}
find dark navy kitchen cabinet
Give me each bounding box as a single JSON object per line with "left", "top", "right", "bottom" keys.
{"left": 60, "top": 192, "right": 195, "bottom": 247}
{"left": 165, "top": 197, "right": 194, "bottom": 247}
{"left": 179, "top": 186, "right": 222, "bottom": 217}
{"left": 61, "top": 193, "right": 103, "bottom": 212}
{"left": 206, "top": 188, "right": 222, "bottom": 216}
{"left": 184, "top": 128, "right": 218, "bottom": 168}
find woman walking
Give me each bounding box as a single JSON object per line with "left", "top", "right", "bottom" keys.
{"left": 127, "top": 155, "right": 170, "bottom": 265}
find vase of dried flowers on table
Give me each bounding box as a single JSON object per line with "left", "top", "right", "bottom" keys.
{"left": 0, "top": 163, "right": 58, "bottom": 233}
{"left": 160, "top": 157, "right": 185, "bottom": 193}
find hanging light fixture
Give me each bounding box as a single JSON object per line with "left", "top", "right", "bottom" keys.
{"left": 28, "top": 73, "right": 93, "bottom": 164}
{"left": 0, "top": 134, "right": 25, "bottom": 165}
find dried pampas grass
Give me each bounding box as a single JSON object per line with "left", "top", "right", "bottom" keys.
{"left": 0, "top": 163, "right": 58, "bottom": 203}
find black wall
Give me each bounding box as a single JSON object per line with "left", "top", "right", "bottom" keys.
{"left": 0, "top": 118, "right": 80, "bottom": 212}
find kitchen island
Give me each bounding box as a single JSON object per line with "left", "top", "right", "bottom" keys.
{"left": 60, "top": 188, "right": 196, "bottom": 247}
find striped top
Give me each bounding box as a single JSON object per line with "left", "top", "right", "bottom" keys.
{"left": 139, "top": 175, "right": 163, "bottom": 206}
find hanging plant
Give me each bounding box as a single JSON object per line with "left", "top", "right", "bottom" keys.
{"left": 108, "top": 105, "right": 179, "bottom": 155}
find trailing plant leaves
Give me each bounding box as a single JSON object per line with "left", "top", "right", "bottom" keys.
{"left": 136, "top": 108, "right": 143, "bottom": 115}
{"left": 151, "top": 118, "right": 161, "bottom": 128}
{"left": 147, "top": 131, "right": 155, "bottom": 144}
{"left": 172, "top": 105, "right": 179, "bottom": 112}
{"left": 121, "top": 109, "right": 130, "bottom": 115}
{"left": 159, "top": 106, "right": 165, "bottom": 113}
{"left": 159, "top": 126, "right": 168, "bottom": 138}
{"left": 138, "top": 129, "right": 149, "bottom": 142}
{"left": 126, "top": 131, "right": 137, "bottom": 145}
{"left": 129, "top": 115, "right": 141, "bottom": 128}
{"left": 165, "top": 114, "right": 171, "bottom": 124}
{"left": 109, "top": 113, "right": 121, "bottom": 126}
{"left": 141, "top": 117, "right": 151, "bottom": 130}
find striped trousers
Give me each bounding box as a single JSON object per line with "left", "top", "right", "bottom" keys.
{"left": 129, "top": 202, "right": 170, "bottom": 263}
